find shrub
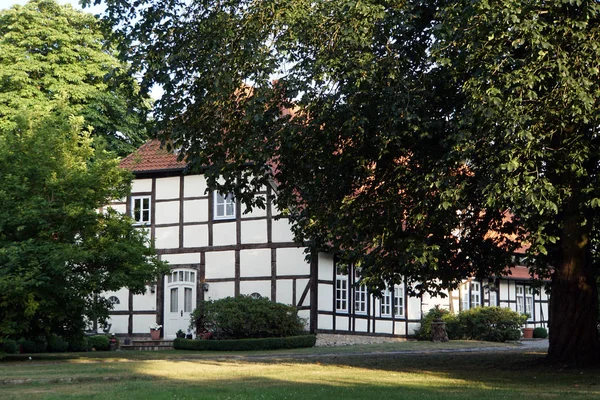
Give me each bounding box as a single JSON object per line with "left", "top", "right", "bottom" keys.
{"left": 414, "top": 307, "right": 461, "bottom": 340}
{"left": 47, "top": 334, "right": 69, "bottom": 353}
{"left": 87, "top": 335, "right": 110, "bottom": 351}
{"left": 19, "top": 337, "right": 48, "bottom": 353}
{"left": 68, "top": 336, "right": 89, "bottom": 352}
{"left": 191, "top": 296, "right": 305, "bottom": 340}
{"left": 533, "top": 327, "right": 548, "bottom": 339}
{"left": 173, "top": 335, "right": 316, "bottom": 351}
{"left": 0, "top": 339, "right": 18, "bottom": 354}
{"left": 458, "top": 307, "right": 527, "bottom": 342}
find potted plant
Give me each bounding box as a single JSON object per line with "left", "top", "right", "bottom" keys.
{"left": 149, "top": 323, "right": 162, "bottom": 340}
{"left": 176, "top": 329, "right": 185, "bottom": 339}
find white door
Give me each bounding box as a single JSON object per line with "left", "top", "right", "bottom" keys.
{"left": 164, "top": 269, "right": 197, "bottom": 339}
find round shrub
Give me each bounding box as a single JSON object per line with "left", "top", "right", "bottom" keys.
{"left": 47, "top": 334, "right": 69, "bottom": 353}
{"left": 87, "top": 335, "right": 110, "bottom": 351}
{"left": 19, "top": 337, "right": 48, "bottom": 353}
{"left": 191, "top": 295, "right": 306, "bottom": 340}
{"left": 0, "top": 339, "right": 18, "bottom": 354}
{"left": 68, "top": 336, "right": 89, "bottom": 352}
{"left": 532, "top": 327, "right": 548, "bottom": 339}
{"left": 458, "top": 306, "right": 527, "bottom": 342}
{"left": 414, "top": 307, "right": 461, "bottom": 340}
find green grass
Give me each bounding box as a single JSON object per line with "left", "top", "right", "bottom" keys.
{"left": 1, "top": 341, "right": 597, "bottom": 399}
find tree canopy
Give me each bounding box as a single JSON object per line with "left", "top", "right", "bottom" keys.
{"left": 0, "top": 108, "right": 167, "bottom": 342}
{"left": 93, "top": 0, "right": 600, "bottom": 364}
{"left": 0, "top": 0, "right": 151, "bottom": 155}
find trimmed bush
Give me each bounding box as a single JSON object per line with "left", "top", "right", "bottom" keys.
{"left": 87, "top": 335, "right": 110, "bottom": 351}
{"left": 533, "top": 327, "right": 548, "bottom": 339}
{"left": 191, "top": 296, "right": 305, "bottom": 340}
{"left": 19, "top": 337, "right": 48, "bottom": 353}
{"left": 47, "top": 334, "right": 69, "bottom": 353}
{"left": 68, "top": 336, "right": 89, "bottom": 352}
{"left": 0, "top": 339, "right": 18, "bottom": 354}
{"left": 458, "top": 307, "right": 527, "bottom": 342}
{"left": 414, "top": 307, "right": 461, "bottom": 340}
{"left": 174, "top": 334, "right": 316, "bottom": 351}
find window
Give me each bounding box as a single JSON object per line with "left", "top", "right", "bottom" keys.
{"left": 489, "top": 289, "right": 498, "bottom": 307}
{"left": 355, "top": 284, "right": 367, "bottom": 314}
{"left": 380, "top": 288, "right": 392, "bottom": 317}
{"left": 131, "top": 196, "right": 151, "bottom": 225}
{"left": 108, "top": 296, "right": 120, "bottom": 305}
{"left": 394, "top": 285, "right": 404, "bottom": 318}
{"left": 170, "top": 288, "right": 178, "bottom": 313}
{"left": 518, "top": 285, "right": 534, "bottom": 320}
{"left": 335, "top": 267, "right": 348, "bottom": 312}
{"left": 516, "top": 285, "right": 524, "bottom": 314}
{"left": 184, "top": 288, "right": 193, "bottom": 312}
{"left": 214, "top": 192, "right": 235, "bottom": 219}
{"left": 461, "top": 280, "right": 481, "bottom": 310}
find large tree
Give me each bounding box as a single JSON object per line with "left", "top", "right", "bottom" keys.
{"left": 0, "top": 107, "right": 167, "bottom": 342}
{"left": 0, "top": 0, "right": 151, "bottom": 155}
{"left": 92, "top": 0, "right": 600, "bottom": 364}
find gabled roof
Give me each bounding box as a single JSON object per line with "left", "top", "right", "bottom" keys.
{"left": 120, "top": 140, "right": 187, "bottom": 173}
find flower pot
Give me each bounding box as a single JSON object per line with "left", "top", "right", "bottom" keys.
{"left": 150, "top": 329, "right": 161, "bottom": 340}
{"left": 523, "top": 327, "right": 534, "bottom": 339}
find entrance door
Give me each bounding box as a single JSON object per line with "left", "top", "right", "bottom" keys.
{"left": 164, "top": 269, "right": 197, "bottom": 339}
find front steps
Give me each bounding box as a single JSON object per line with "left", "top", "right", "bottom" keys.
{"left": 120, "top": 339, "right": 174, "bottom": 351}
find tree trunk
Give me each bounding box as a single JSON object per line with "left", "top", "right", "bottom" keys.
{"left": 547, "top": 211, "right": 600, "bottom": 365}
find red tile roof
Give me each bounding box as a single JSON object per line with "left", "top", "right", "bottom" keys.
{"left": 120, "top": 140, "right": 187, "bottom": 173}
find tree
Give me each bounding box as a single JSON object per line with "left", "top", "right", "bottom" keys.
{"left": 0, "top": 108, "right": 167, "bottom": 342}
{"left": 93, "top": 0, "right": 600, "bottom": 364}
{"left": 0, "top": 0, "right": 151, "bottom": 156}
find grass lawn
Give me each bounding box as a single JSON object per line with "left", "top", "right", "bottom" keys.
{"left": 0, "top": 341, "right": 597, "bottom": 399}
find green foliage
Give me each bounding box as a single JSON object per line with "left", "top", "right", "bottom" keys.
{"left": 415, "top": 307, "right": 461, "bottom": 341}
{"left": 457, "top": 307, "right": 527, "bottom": 342}
{"left": 191, "top": 296, "right": 305, "bottom": 340}
{"left": 0, "top": 111, "right": 168, "bottom": 342}
{"left": 87, "top": 335, "right": 110, "bottom": 351}
{"left": 533, "top": 327, "right": 548, "bottom": 339}
{"left": 19, "top": 337, "right": 48, "bottom": 353}
{"left": 0, "top": 0, "right": 150, "bottom": 155}
{"left": 173, "top": 335, "right": 316, "bottom": 351}
{"left": 0, "top": 339, "right": 18, "bottom": 354}
{"left": 47, "top": 334, "right": 69, "bottom": 353}
{"left": 68, "top": 336, "right": 89, "bottom": 353}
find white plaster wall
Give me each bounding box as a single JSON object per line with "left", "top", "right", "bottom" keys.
{"left": 318, "top": 314, "right": 333, "bottom": 330}
{"left": 156, "top": 177, "right": 180, "bottom": 200}
{"left": 107, "top": 315, "right": 128, "bottom": 334}
{"left": 241, "top": 196, "right": 268, "bottom": 218}
{"left": 155, "top": 226, "right": 179, "bottom": 249}
{"left": 298, "top": 309, "right": 310, "bottom": 329}
{"left": 335, "top": 316, "right": 349, "bottom": 331}
{"left": 133, "top": 314, "right": 158, "bottom": 334}
{"left": 355, "top": 318, "right": 369, "bottom": 333}
{"left": 184, "top": 175, "right": 208, "bottom": 198}
{"left": 108, "top": 204, "right": 126, "bottom": 215}
{"left": 155, "top": 201, "right": 180, "bottom": 225}
{"left": 318, "top": 253, "right": 334, "bottom": 280}
{"left": 205, "top": 251, "right": 235, "bottom": 279}
{"left": 183, "top": 199, "right": 209, "bottom": 223}
{"left": 205, "top": 281, "right": 235, "bottom": 300}
{"left": 132, "top": 289, "right": 156, "bottom": 310}
{"left": 272, "top": 218, "right": 295, "bottom": 243}
{"left": 132, "top": 178, "right": 152, "bottom": 193}
{"left": 183, "top": 225, "right": 209, "bottom": 248}
{"left": 241, "top": 220, "right": 268, "bottom": 244}
{"left": 277, "top": 248, "right": 310, "bottom": 276}
{"left": 240, "top": 280, "right": 271, "bottom": 299}
{"left": 162, "top": 253, "right": 200, "bottom": 265}
{"left": 276, "top": 279, "right": 293, "bottom": 305}
{"left": 500, "top": 281, "right": 510, "bottom": 302}
{"left": 393, "top": 323, "right": 406, "bottom": 336}
{"left": 407, "top": 295, "right": 422, "bottom": 320}
{"left": 240, "top": 249, "right": 271, "bottom": 277}
{"left": 408, "top": 322, "right": 421, "bottom": 336}
{"left": 104, "top": 288, "right": 129, "bottom": 311}
{"left": 295, "top": 279, "right": 310, "bottom": 307}
{"left": 213, "top": 222, "right": 237, "bottom": 246}
{"left": 375, "top": 320, "right": 393, "bottom": 334}
{"left": 318, "top": 283, "right": 333, "bottom": 312}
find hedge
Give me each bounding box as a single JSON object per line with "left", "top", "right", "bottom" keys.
{"left": 174, "top": 334, "right": 317, "bottom": 351}
{"left": 87, "top": 335, "right": 110, "bottom": 351}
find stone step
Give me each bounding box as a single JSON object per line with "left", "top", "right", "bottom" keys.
{"left": 120, "top": 339, "right": 174, "bottom": 351}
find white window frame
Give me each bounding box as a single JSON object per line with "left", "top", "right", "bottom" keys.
{"left": 214, "top": 191, "right": 235, "bottom": 220}
{"left": 471, "top": 281, "right": 481, "bottom": 308}
{"left": 489, "top": 289, "right": 498, "bottom": 307}
{"left": 131, "top": 196, "right": 151, "bottom": 225}
{"left": 380, "top": 288, "right": 392, "bottom": 317}
{"left": 354, "top": 284, "right": 367, "bottom": 315}
{"left": 335, "top": 267, "right": 348, "bottom": 312}
{"left": 525, "top": 286, "right": 533, "bottom": 321}
{"left": 393, "top": 285, "right": 404, "bottom": 318}
{"left": 516, "top": 285, "right": 525, "bottom": 315}
{"left": 461, "top": 280, "right": 481, "bottom": 310}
